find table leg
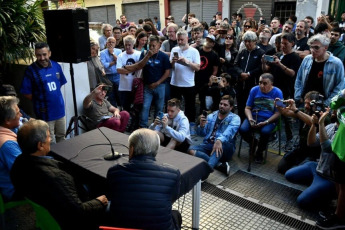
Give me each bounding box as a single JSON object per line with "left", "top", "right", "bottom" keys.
{"left": 192, "top": 180, "right": 201, "bottom": 229}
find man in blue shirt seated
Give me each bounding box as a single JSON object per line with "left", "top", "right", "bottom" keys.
{"left": 188, "top": 95, "right": 241, "bottom": 176}
{"left": 0, "top": 96, "right": 22, "bottom": 201}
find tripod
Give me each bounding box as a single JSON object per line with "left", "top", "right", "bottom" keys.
{"left": 65, "top": 63, "right": 80, "bottom": 138}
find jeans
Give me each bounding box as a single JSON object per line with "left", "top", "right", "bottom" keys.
{"left": 97, "top": 111, "right": 130, "bottom": 133}
{"left": 47, "top": 116, "right": 66, "bottom": 143}
{"left": 140, "top": 84, "right": 165, "bottom": 128}
{"left": 239, "top": 118, "right": 276, "bottom": 154}
{"left": 285, "top": 161, "right": 336, "bottom": 209}
{"left": 188, "top": 140, "right": 235, "bottom": 168}
{"left": 119, "top": 91, "right": 132, "bottom": 112}
{"left": 171, "top": 85, "right": 195, "bottom": 122}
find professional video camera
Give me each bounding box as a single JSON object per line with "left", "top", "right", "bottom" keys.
{"left": 309, "top": 93, "right": 325, "bottom": 117}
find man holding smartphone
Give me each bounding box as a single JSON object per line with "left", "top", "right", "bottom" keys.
{"left": 149, "top": 98, "right": 191, "bottom": 151}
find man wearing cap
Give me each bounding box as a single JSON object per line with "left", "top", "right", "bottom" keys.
{"left": 83, "top": 84, "right": 130, "bottom": 132}
{"left": 195, "top": 34, "right": 219, "bottom": 114}
{"left": 162, "top": 16, "right": 175, "bottom": 36}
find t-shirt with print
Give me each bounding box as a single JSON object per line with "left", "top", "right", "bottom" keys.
{"left": 139, "top": 50, "right": 171, "bottom": 85}
{"left": 195, "top": 48, "right": 220, "bottom": 88}
{"left": 169, "top": 46, "right": 200, "bottom": 87}
{"left": 207, "top": 117, "right": 222, "bottom": 144}
{"left": 303, "top": 59, "right": 326, "bottom": 97}
{"left": 246, "top": 86, "right": 283, "bottom": 120}
{"left": 116, "top": 50, "right": 141, "bottom": 91}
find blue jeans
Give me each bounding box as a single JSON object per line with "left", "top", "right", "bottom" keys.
{"left": 140, "top": 84, "right": 165, "bottom": 128}
{"left": 188, "top": 140, "right": 236, "bottom": 168}
{"left": 285, "top": 161, "right": 336, "bottom": 209}
{"left": 107, "top": 81, "right": 120, "bottom": 107}
{"left": 239, "top": 118, "right": 276, "bottom": 154}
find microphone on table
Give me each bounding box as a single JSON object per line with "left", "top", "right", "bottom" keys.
{"left": 97, "top": 128, "right": 121, "bottom": 161}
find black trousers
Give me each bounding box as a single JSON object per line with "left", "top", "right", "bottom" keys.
{"left": 171, "top": 85, "right": 196, "bottom": 122}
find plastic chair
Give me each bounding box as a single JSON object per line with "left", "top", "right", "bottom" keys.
{"left": 237, "top": 116, "right": 282, "bottom": 172}
{"left": 99, "top": 226, "right": 142, "bottom": 230}
{"left": 0, "top": 193, "right": 61, "bottom": 230}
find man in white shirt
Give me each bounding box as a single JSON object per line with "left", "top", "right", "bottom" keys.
{"left": 116, "top": 35, "right": 141, "bottom": 112}
{"left": 170, "top": 29, "right": 200, "bottom": 133}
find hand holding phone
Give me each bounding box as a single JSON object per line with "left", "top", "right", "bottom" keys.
{"left": 158, "top": 111, "right": 164, "bottom": 120}
{"left": 276, "top": 100, "right": 286, "bottom": 108}
{"left": 202, "top": 110, "right": 208, "bottom": 118}
{"left": 173, "top": 52, "right": 179, "bottom": 59}
{"left": 264, "top": 55, "right": 274, "bottom": 62}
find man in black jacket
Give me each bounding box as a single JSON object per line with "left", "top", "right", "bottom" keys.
{"left": 11, "top": 119, "right": 108, "bottom": 230}
{"left": 107, "top": 128, "right": 182, "bottom": 230}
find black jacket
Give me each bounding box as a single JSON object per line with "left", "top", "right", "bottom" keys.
{"left": 107, "top": 155, "right": 181, "bottom": 230}
{"left": 10, "top": 154, "right": 105, "bottom": 230}
{"left": 234, "top": 46, "right": 265, "bottom": 89}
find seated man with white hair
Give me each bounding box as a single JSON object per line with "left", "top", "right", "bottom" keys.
{"left": 107, "top": 128, "right": 182, "bottom": 230}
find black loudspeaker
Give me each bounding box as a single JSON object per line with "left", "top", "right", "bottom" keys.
{"left": 43, "top": 9, "right": 91, "bottom": 63}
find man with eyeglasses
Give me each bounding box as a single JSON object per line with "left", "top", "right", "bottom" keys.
{"left": 257, "top": 27, "right": 275, "bottom": 55}
{"left": 294, "top": 20, "right": 311, "bottom": 59}
{"left": 295, "top": 34, "right": 345, "bottom": 106}
{"left": 328, "top": 27, "right": 345, "bottom": 62}
{"left": 269, "top": 20, "right": 294, "bottom": 48}
{"left": 99, "top": 24, "right": 113, "bottom": 51}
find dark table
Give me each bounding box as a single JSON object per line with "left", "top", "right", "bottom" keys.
{"left": 50, "top": 127, "right": 212, "bottom": 229}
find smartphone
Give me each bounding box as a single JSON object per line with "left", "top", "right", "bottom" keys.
{"left": 202, "top": 110, "right": 208, "bottom": 118}
{"left": 102, "top": 85, "right": 110, "bottom": 91}
{"left": 217, "top": 77, "right": 222, "bottom": 83}
{"left": 264, "top": 55, "right": 274, "bottom": 62}
{"left": 218, "top": 29, "right": 227, "bottom": 34}
{"left": 158, "top": 111, "right": 164, "bottom": 120}
{"left": 260, "top": 19, "right": 266, "bottom": 25}
{"left": 276, "top": 100, "right": 286, "bottom": 108}
{"left": 173, "top": 52, "right": 179, "bottom": 58}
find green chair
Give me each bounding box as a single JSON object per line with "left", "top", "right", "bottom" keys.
{"left": 237, "top": 116, "right": 282, "bottom": 172}
{"left": 0, "top": 193, "right": 60, "bottom": 230}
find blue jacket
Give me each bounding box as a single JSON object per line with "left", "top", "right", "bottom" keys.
{"left": 294, "top": 53, "right": 345, "bottom": 105}
{"left": 197, "top": 111, "right": 241, "bottom": 144}
{"left": 107, "top": 155, "right": 181, "bottom": 230}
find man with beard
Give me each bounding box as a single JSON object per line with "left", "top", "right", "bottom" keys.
{"left": 188, "top": 95, "right": 240, "bottom": 176}
{"left": 328, "top": 27, "right": 345, "bottom": 62}
{"left": 119, "top": 14, "right": 130, "bottom": 32}
{"left": 194, "top": 34, "right": 219, "bottom": 114}
{"left": 294, "top": 20, "right": 311, "bottom": 59}
{"left": 170, "top": 29, "right": 200, "bottom": 134}
{"left": 276, "top": 91, "right": 328, "bottom": 174}
{"left": 269, "top": 20, "right": 294, "bottom": 48}
{"left": 257, "top": 27, "right": 275, "bottom": 55}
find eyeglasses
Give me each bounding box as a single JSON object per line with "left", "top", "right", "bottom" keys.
{"left": 259, "top": 81, "right": 268, "bottom": 86}
{"left": 310, "top": 45, "right": 322, "bottom": 50}
{"left": 244, "top": 25, "right": 251, "bottom": 28}
{"left": 216, "top": 23, "right": 221, "bottom": 25}
{"left": 226, "top": 36, "right": 233, "bottom": 39}
{"left": 263, "top": 30, "right": 271, "bottom": 33}
{"left": 331, "top": 33, "right": 340, "bottom": 37}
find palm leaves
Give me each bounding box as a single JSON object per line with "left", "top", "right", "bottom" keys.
{"left": 0, "top": 0, "right": 46, "bottom": 68}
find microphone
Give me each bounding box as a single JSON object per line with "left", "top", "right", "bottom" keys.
{"left": 98, "top": 128, "right": 121, "bottom": 161}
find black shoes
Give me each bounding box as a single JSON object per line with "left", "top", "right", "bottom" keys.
{"left": 316, "top": 213, "right": 345, "bottom": 229}
{"left": 216, "top": 162, "right": 230, "bottom": 176}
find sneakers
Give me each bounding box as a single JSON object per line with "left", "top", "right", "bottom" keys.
{"left": 316, "top": 213, "right": 345, "bottom": 229}
{"left": 216, "top": 162, "right": 230, "bottom": 176}
{"left": 189, "top": 122, "right": 196, "bottom": 136}
{"left": 284, "top": 139, "right": 294, "bottom": 152}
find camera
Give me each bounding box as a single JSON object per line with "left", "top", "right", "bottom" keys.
{"left": 276, "top": 99, "right": 287, "bottom": 108}
{"left": 101, "top": 85, "right": 111, "bottom": 91}
{"left": 310, "top": 94, "right": 325, "bottom": 117}
{"left": 202, "top": 110, "right": 208, "bottom": 118}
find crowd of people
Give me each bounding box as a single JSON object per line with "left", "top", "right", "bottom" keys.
{"left": 1, "top": 11, "right": 345, "bottom": 230}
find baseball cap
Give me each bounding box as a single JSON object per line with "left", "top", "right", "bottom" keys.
{"left": 206, "top": 34, "right": 215, "bottom": 42}
{"left": 0, "top": 84, "right": 17, "bottom": 96}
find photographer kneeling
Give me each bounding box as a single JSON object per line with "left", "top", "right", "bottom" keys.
{"left": 275, "top": 91, "right": 329, "bottom": 174}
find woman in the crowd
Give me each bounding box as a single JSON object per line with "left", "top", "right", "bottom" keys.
{"left": 237, "top": 18, "right": 257, "bottom": 50}
{"left": 208, "top": 26, "right": 216, "bottom": 35}
{"left": 239, "top": 73, "right": 283, "bottom": 163}
{"left": 218, "top": 34, "right": 238, "bottom": 78}
{"left": 134, "top": 31, "right": 148, "bottom": 52}
{"left": 87, "top": 42, "right": 108, "bottom": 90}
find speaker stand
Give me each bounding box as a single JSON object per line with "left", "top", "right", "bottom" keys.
{"left": 65, "top": 63, "right": 80, "bottom": 138}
